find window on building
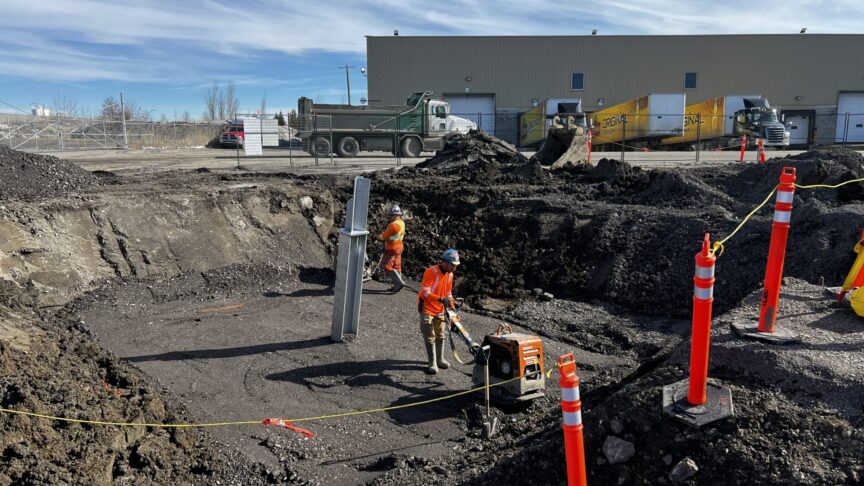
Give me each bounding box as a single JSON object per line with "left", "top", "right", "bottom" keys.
{"left": 571, "top": 72, "right": 584, "bottom": 91}
{"left": 684, "top": 72, "right": 697, "bottom": 90}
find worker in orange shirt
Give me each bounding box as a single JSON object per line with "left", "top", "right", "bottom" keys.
{"left": 417, "top": 249, "right": 460, "bottom": 374}
{"left": 376, "top": 204, "right": 406, "bottom": 292}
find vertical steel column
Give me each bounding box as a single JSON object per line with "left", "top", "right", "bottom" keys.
{"left": 331, "top": 176, "right": 371, "bottom": 342}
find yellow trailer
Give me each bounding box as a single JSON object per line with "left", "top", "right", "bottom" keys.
{"left": 660, "top": 97, "right": 727, "bottom": 145}
{"left": 588, "top": 94, "right": 685, "bottom": 145}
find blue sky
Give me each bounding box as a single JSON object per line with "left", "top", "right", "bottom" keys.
{"left": 0, "top": 0, "right": 861, "bottom": 119}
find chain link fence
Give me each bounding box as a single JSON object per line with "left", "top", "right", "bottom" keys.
{"left": 0, "top": 115, "right": 227, "bottom": 151}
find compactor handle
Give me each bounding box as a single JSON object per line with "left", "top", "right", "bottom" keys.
{"left": 495, "top": 323, "right": 513, "bottom": 336}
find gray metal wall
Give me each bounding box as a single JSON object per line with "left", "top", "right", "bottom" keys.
{"left": 367, "top": 35, "right": 864, "bottom": 113}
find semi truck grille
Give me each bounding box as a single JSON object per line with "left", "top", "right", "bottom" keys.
{"left": 765, "top": 126, "right": 785, "bottom": 143}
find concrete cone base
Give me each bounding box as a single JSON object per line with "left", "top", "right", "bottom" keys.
{"left": 663, "top": 378, "right": 734, "bottom": 428}
{"left": 731, "top": 321, "right": 801, "bottom": 344}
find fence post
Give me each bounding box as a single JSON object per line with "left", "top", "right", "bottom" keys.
{"left": 478, "top": 112, "right": 483, "bottom": 133}
{"left": 695, "top": 113, "right": 701, "bottom": 163}
{"left": 843, "top": 112, "right": 851, "bottom": 148}
{"left": 329, "top": 119, "right": 334, "bottom": 166}
{"left": 395, "top": 113, "right": 401, "bottom": 167}
{"left": 732, "top": 166, "right": 801, "bottom": 344}
{"left": 313, "top": 114, "right": 319, "bottom": 167}
{"left": 620, "top": 115, "right": 626, "bottom": 163}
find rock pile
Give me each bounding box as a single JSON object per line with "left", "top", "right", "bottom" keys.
{"left": 0, "top": 145, "right": 99, "bottom": 200}
{"left": 417, "top": 130, "right": 528, "bottom": 171}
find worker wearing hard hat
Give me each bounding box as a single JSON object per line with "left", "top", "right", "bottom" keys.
{"left": 842, "top": 288, "right": 864, "bottom": 317}
{"left": 417, "top": 249, "right": 460, "bottom": 374}
{"left": 377, "top": 204, "right": 406, "bottom": 292}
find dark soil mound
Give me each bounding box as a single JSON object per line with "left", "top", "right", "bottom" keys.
{"left": 416, "top": 130, "right": 548, "bottom": 184}
{"left": 722, "top": 148, "right": 864, "bottom": 204}
{"left": 0, "top": 146, "right": 99, "bottom": 199}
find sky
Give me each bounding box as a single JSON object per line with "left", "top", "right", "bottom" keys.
{"left": 0, "top": 0, "right": 862, "bottom": 119}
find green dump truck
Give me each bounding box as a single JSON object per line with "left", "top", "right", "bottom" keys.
{"left": 296, "top": 92, "right": 476, "bottom": 157}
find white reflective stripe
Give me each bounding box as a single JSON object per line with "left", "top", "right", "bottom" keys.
{"left": 388, "top": 234, "right": 404, "bottom": 241}
{"left": 776, "top": 190, "right": 794, "bottom": 203}
{"left": 695, "top": 265, "right": 715, "bottom": 279}
{"left": 562, "top": 410, "right": 582, "bottom": 426}
{"left": 694, "top": 286, "right": 713, "bottom": 300}
{"left": 773, "top": 210, "right": 791, "bottom": 223}
{"left": 561, "top": 386, "right": 580, "bottom": 402}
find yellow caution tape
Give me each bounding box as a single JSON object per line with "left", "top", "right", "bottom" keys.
{"left": 0, "top": 374, "right": 527, "bottom": 428}
{"left": 712, "top": 176, "right": 864, "bottom": 257}
{"left": 712, "top": 187, "right": 776, "bottom": 256}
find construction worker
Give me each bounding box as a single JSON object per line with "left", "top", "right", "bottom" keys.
{"left": 842, "top": 287, "right": 864, "bottom": 317}
{"left": 376, "top": 204, "right": 406, "bottom": 292}
{"left": 417, "top": 249, "right": 460, "bottom": 374}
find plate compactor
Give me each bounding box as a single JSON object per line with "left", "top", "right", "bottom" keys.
{"left": 442, "top": 300, "right": 546, "bottom": 404}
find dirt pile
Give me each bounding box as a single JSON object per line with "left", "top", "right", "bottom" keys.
{"left": 415, "top": 130, "right": 547, "bottom": 184}
{"left": 722, "top": 148, "right": 864, "bottom": 204}
{"left": 365, "top": 153, "right": 864, "bottom": 318}
{"left": 0, "top": 146, "right": 99, "bottom": 200}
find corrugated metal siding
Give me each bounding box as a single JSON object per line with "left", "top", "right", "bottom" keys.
{"left": 367, "top": 35, "right": 864, "bottom": 112}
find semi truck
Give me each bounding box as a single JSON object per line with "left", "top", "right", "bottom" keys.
{"left": 296, "top": 92, "right": 476, "bottom": 157}
{"left": 518, "top": 98, "right": 586, "bottom": 148}
{"left": 588, "top": 94, "right": 686, "bottom": 148}
{"left": 659, "top": 96, "right": 790, "bottom": 149}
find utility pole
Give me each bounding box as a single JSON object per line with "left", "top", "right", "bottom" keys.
{"left": 338, "top": 65, "right": 354, "bottom": 105}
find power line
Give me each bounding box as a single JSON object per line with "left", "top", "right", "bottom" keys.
{"left": 0, "top": 98, "right": 29, "bottom": 114}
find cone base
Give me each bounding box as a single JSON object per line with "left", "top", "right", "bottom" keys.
{"left": 662, "top": 378, "right": 734, "bottom": 428}
{"left": 730, "top": 321, "right": 801, "bottom": 344}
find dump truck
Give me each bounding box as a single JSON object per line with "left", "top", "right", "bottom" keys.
{"left": 659, "top": 96, "right": 790, "bottom": 149}
{"left": 296, "top": 92, "right": 476, "bottom": 157}
{"left": 588, "top": 94, "right": 686, "bottom": 149}
{"left": 519, "top": 98, "right": 586, "bottom": 148}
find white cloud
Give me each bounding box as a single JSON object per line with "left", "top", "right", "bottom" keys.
{"left": 0, "top": 0, "right": 862, "bottom": 83}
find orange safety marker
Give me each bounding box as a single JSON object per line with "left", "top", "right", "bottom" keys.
{"left": 263, "top": 418, "right": 315, "bottom": 437}
{"left": 688, "top": 234, "right": 715, "bottom": 405}
{"left": 663, "top": 235, "right": 734, "bottom": 427}
{"left": 738, "top": 135, "right": 747, "bottom": 161}
{"left": 586, "top": 129, "right": 592, "bottom": 164}
{"left": 732, "top": 167, "right": 801, "bottom": 344}
{"left": 558, "top": 354, "right": 587, "bottom": 486}
{"left": 758, "top": 138, "right": 766, "bottom": 163}
{"left": 837, "top": 228, "right": 864, "bottom": 300}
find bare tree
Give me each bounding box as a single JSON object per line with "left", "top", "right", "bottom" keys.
{"left": 52, "top": 94, "right": 78, "bottom": 118}
{"left": 260, "top": 90, "right": 268, "bottom": 116}
{"left": 182, "top": 110, "right": 192, "bottom": 123}
{"left": 100, "top": 96, "right": 132, "bottom": 121}
{"left": 225, "top": 81, "right": 238, "bottom": 120}
{"left": 204, "top": 84, "right": 219, "bottom": 121}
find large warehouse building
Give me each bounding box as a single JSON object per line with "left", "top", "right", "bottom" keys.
{"left": 366, "top": 34, "right": 864, "bottom": 147}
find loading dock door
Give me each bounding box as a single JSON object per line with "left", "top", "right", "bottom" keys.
{"left": 785, "top": 115, "right": 810, "bottom": 146}
{"left": 444, "top": 94, "right": 496, "bottom": 135}
{"left": 836, "top": 93, "right": 864, "bottom": 143}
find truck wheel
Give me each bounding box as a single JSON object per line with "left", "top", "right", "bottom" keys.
{"left": 336, "top": 137, "right": 360, "bottom": 157}
{"left": 400, "top": 137, "right": 422, "bottom": 158}
{"left": 313, "top": 137, "right": 331, "bottom": 157}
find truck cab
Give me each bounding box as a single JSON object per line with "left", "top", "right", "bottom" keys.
{"left": 427, "top": 100, "right": 476, "bottom": 138}
{"left": 219, "top": 121, "right": 245, "bottom": 148}
{"left": 734, "top": 99, "right": 790, "bottom": 148}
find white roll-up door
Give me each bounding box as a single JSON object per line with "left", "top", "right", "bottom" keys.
{"left": 444, "top": 94, "right": 496, "bottom": 135}
{"left": 836, "top": 93, "right": 864, "bottom": 143}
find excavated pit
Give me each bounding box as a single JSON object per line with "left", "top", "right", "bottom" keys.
{"left": 1, "top": 143, "right": 864, "bottom": 485}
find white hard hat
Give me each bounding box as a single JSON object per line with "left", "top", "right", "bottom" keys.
{"left": 389, "top": 204, "right": 403, "bottom": 215}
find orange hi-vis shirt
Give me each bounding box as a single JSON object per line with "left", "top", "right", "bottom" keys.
{"left": 380, "top": 218, "right": 405, "bottom": 251}
{"left": 418, "top": 264, "right": 454, "bottom": 315}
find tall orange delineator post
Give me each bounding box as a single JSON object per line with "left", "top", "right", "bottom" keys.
{"left": 687, "top": 234, "right": 716, "bottom": 405}
{"left": 732, "top": 167, "right": 801, "bottom": 344}
{"left": 738, "top": 135, "right": 747, "bottom": 162}
{"left": 558, "top": 354, "right": 587, "bottom": 486}
{"left": 758, "top": 138, "right": 766, "bottom": 163}
{"left": 663, "top": 235, "right": 733, "bottom": 427}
